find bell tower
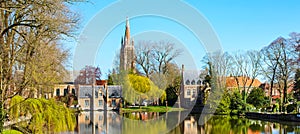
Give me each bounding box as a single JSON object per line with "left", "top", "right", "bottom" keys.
{"left": 120, "top": 17, "right": 135, "bottom": 72}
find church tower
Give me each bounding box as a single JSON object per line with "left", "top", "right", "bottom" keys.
{"left": 120, "top": 17, "right": 135, "bottom": 72}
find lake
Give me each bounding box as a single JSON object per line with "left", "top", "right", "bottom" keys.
{"left": 73, "top": 111, "right": 300, "bottom": 134}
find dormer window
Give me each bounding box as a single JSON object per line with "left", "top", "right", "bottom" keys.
{"left": 186, "top": 80, "right": 190, "bottom": 85}
{"left": 191, "top": 80, "right": 195, "bottom": 85}
{"left": 197, "top": 80, "right": 201, "bottom": 85}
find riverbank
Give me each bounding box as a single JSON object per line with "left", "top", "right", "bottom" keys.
{"left": 246, "top": 112, "right": 300, "bottom": 123}
{"left": 120, "top": 106, "right": 185, "bottom": 113}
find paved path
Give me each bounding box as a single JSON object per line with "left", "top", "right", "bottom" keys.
{"left": 4, "top": 116, "right": 31, "bottom": 127}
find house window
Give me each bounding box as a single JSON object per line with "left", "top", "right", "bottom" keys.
{"left": 85, "top": 115, "right": 89, "bottom": 120}
{"left": 85, "top": 100, "right": 89, "bottom": 107}
{"left": 187, "top": 123, "right": 191, "bottom": 128}
{"left": 99, "top": 115, "right": 103, "bottom": 121}
{"left": 56, "top": 89, "right": 60, "bottom": 96}
{"left": 112, "top": 100, "right": 116, "bottom": 107}
{"left": 95, "top": 91, "right": 98, "bottom": 98}
{"left": 99, "top": 92, "right": 102, "bottom": 97}
{"left": 64, "top": 88, "right": 68, "bottom": 96}
{"left": 192, "top": 89, "right": 196, "bottom": 96}
{"left": 187, "top": 89, "right": 191, "bottom": 96}
{"left": 99, "top": 100, "right": 103, "bottom": 106}
{"left": 72, "top": 88, "right": 76, "bottom": 96}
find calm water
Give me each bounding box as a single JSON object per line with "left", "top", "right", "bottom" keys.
{"left": 73, "top": 111, "right": 300, "bottom": 134}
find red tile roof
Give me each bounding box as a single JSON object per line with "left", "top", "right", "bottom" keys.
{"left": 226, "top": 76, "right": 261, "bottom": 88}
{"left": 96, "top": 80, "right": 107, "bottom": 85}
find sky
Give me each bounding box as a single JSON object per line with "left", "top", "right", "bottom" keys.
{"left": 67, "top": 0, "right": 300, "bottom": 79}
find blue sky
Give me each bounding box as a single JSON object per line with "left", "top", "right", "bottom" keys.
{"left": 68, "top": 0, "right": 300, "bottom": 79}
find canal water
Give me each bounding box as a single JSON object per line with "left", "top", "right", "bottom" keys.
{"left": 73, "top": 111, "right": 300, "bottom": 134}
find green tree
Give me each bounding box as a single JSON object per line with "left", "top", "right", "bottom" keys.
{"left": 165, "top": 76, "right": 180, "bottom": 107}
{"left": 216, "top": 91, "right": 231, "bottom": 114}
{"left": 294, "top": 69, "right": 300, "bottom": 100}
{"left": 123, "top": 74, "right": 166, "bottom": 106}
{"left": 9, "top": 95, "right": 76, "bottom": 133}
{"left": 247, "top": 88, "right": 269, "bottom": 109}
{"left": 230, "top": 90, "right": 246, "bottom": 115}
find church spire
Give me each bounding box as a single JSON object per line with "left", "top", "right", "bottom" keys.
{"left": 124, "top": 17, "right": 130, "bottom": 45}
{"left": 120, "top": 17, "right": 135, "bottom": 72}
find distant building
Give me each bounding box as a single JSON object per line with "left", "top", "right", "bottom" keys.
{"left": 78, "top": 84, "right": 122, "bottom": 111}
{"left": 260, "top": 82, "right": 294, "bottom": 103}
{"left": 53, "top": 83, "right": 77, "bottom": 98}
{"left": 119, "top": 17, "right": 135, "bottom": 72}
{"left": 225, "top": 76, "right": 261, "bottom": 93}
{"left": 179, "top": 65, "right": 204, "bottom": 109}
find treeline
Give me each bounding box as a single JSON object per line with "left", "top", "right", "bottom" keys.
{"left": 203, "top": 32, "right": 300, "bottom": 114}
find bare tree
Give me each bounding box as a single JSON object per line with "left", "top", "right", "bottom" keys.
{"left": 261, "top": 37, "right": 295, "bottom": 110}
{"left": 152, "top": 41, "right": 182, "bottom": 74}
{"left": 0, "top": 0, "right": 78, "bottom": 101}
{"left": 134, "top": 40, "right": 182, "bottom": 77}
{"left": 74, "top": 65, "right": 101, "bottom": 85}
{"left": 135, "top": 41, "right": 154, "bottom": 77}
{"left": 261, "top": 40, "right": 281, "bottom": 105}
{"left": 203, "top": 51, "right": 232, "bottom": 90}
{"left": 201, "top": 51, "right": 232, "bottom": 111}
{"left": 230, "top": 50, "right": 261, "bottom": 102}
{"left": 289, "top": 32, "right": 300, "bottom": 66}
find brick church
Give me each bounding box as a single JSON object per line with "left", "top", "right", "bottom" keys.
{"left": 119, "top": 17, "right": 135, "bottom": 72}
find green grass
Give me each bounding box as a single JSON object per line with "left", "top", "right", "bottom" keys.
{"left": 3, "top": 130, "right": 23, "bottom": 134}
{"left": 121, "top": 106, "right": 185, "bottom": 113}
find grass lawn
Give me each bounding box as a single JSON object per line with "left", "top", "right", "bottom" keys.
{"left": 121, "top": 106, "right": 185, "bottom": 113}
{"left": 3, "top": 130, "right": 23, "bottom": 134}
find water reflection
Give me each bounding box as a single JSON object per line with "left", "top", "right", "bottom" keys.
{"left": 77, "top": 111, "right": 122, "bottom": 134}
{"left": 76, "top": 111, "right": 189, "bottom": 134}
{"left": 168, "top": 115, "right": 300, "bottom": 134}
{"left": 76, "top": 111, "right": 300, "bottom": 134}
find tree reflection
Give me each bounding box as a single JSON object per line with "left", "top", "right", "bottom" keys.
{"left": 76, "top": 111, "right": 300, "bottom": 134}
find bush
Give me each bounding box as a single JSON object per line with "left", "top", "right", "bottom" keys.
{"left": 246, "top": 88, "right": 269, "bottom": 109}
{"left": 287, "top": 104, "right": 297, "bottom": 113}
{"left": 230, "top": 91, "right": 246, "bottom": 115}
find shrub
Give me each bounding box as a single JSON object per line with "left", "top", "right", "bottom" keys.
{"left": 287, "top": 104, "right": 297, "bottom": 113}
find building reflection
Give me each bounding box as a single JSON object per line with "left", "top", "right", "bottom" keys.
{"left": 183, "top": 116, "right": 198, "bottom": 134}
{"left": 77, "top": 111, "right": 122, "bottom": 134}
{"left": 76, "top": 111, "right": 300, "bottom": 134}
